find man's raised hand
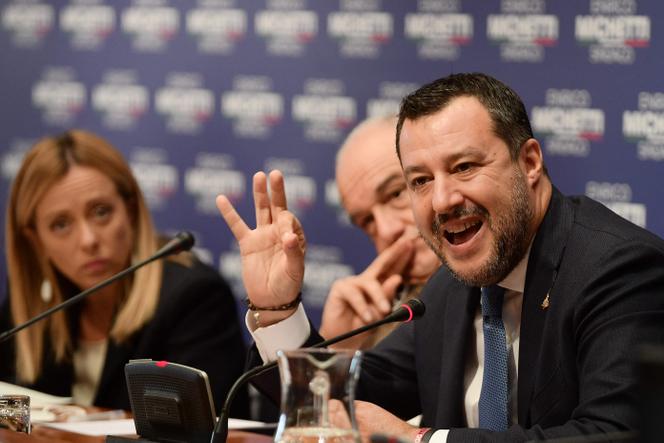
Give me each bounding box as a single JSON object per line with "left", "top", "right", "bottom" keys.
{"left": 216, "top": 170, "right": 306, "bottom": 321}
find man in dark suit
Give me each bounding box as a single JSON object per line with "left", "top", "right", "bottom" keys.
{"left": 216, "top": 73, "right": 664, "bottom": 442}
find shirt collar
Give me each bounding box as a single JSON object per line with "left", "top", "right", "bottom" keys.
{"left": 498, "top": 243, "right": 532, "bottom": 294}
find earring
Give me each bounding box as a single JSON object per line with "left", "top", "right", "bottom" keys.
{"left": 40, "top": 279, "right": 52, "bottom": 303}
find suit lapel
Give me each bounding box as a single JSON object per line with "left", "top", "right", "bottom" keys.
{"left": 94, "top": 337, "right": 134, "bottom": 405}
{"left": 517, "top": 188, "right": 573, "bottom": 425}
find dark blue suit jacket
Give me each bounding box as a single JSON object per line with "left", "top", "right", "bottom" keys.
{"left": 354, "top": 188, "right": 664, "bottom": 441}
{"left": 252, "top": 188, "right": 664, "bottom": 442}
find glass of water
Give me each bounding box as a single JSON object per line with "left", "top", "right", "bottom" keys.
{"left": 0, "top": 395, "right": 30, "bottom": 434}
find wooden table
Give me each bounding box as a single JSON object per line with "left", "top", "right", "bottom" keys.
{"left": 0, "top": 426, "right": 273, "bottom": 443}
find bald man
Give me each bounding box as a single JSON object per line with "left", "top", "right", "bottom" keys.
{"left": 320, "top": 117, "right": 441, "bottom": 349}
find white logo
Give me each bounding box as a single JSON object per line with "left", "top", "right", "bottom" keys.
{"left": 131, "top": 160, "right": 178, "bottom": 210}
{"left": 32, "top": 79, "right": 86, "bottom": 126}
{"left": 60, "top": 4, "right": 115, "bottom": 50}
{"left": 531, "top": 107, "right": 604, "bottom": 140}
{"left": 185, "top": 167, "right": 245, "bottom": 215}
{"left": 284, "top": 174, "right": 317, "bottom": 211}
{"left": 292, "top": 93, "right": 356, "bottom": 142}
{"left": 2, "top": 2, "right": 54, "bottom": 47}
{"left": 155, "top": 85, "right": 214, "bottom": 134}
{"left": 487, "top": 14, "right": 558, "bottom": 62}
{"left": 532, "top": 89, "right": 604, "bottom": 157}
{"left": 303, "top": 245, "right": 354, "bottom": 307}
{"left": 1, "top": 139, "right": 33, "bottom": 181}
{"left": 255, "top": 9, "right": 318, "bottom": 56}
{"left": 186, "top": 7, "right": 246, "bottom": 54}
{"left": 404, "top": 13, "right": 472, "bottom": 60}
{"left": 575, "top": 14, "right": 650, "bottom": 64}
{"left": 221, "top": 91, "right": 284, "bottom": 138}
{"left": 623, "top": 92, "right": 664, "bottom": 161}
{"left": 328, "top": 11, "right": 393, "bottom": 58}
{"left": 367, "top": 81, "right": 418, "bottom": 118}
{"left": 92, "top": 83, "right": 149, "bottom": 130}
{"left": 121, "top": 5, "right": 179, "bottom": 52}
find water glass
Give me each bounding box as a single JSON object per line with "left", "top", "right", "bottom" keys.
{"left": 0, "top": 395, "right": 30, "bottom": 434}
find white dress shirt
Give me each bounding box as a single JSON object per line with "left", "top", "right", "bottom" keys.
{"left": 248, "top": 252, "right": 530, "bottom": 442}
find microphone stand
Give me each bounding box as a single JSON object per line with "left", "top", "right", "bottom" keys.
{"left": 210, "top": 299, "right": 425, "bottom": 443}
{"left": 0, "top": 231, "right": 194, "bottom": 344}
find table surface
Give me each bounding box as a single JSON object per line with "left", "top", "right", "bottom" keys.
{"left": 0, "top": 426, "right": 273, "bottom": 443}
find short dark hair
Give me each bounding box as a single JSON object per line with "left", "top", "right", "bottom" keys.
{"left": 396, "top": 72, "right": 534, "bottom": 162}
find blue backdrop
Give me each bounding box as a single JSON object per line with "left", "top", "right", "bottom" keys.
{"left": 1, "top": 0, "right": 662, "bottom": 328}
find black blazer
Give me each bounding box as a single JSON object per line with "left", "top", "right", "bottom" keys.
{"left": 251, "top": 188, "right": 664, "bottom": 442}
{"left": 0, "top": 259, "right": 249, "bottom": 417}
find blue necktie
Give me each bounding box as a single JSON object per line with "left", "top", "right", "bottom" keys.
{"left": 478, "top": 285, "right": 509, "bottom": 431}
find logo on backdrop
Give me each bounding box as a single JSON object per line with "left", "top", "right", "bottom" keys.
{"left": 255, "top": 2, "right": 318, "bottom": 57}
{"left": 221, "top": 75, "right": 284, "bottom": 139}
{"left": 623, "top": 91, "right": 664, "bottom": 162}
{"left": 487, "top": 0, "right": 558, "bottom": 63}
{"left": 186, "top": 1, "right": 246, "bottom": 54}
{"left": 121, "top": 1, "right": 179, "bottom": 52}
{"left": 60, "top": 3, "right": 115, "bottom": 50}
{"left": 292, "top": 78, "right": 357, "bottom": 142}
{"left": 155, "top": 72, "right": 214, "bottom": 134}
{"left": 531, "top": 88, "right": 604, "bottom": 158}
{"left": 1, "top": 1, "right": 54, "bottom": 48}
{"left": 575, "top": 0, "right": 649, "bottom": 64}
{"left": 219, "top": 243, "right": 354, "bottom": 308}
{"left": 405, "top": 0, "right": 472, "bottom": 60}
{"left": 184, "top": 152, "right": 246, "bottom": 215}
{"left": 92, "top": 70, "right": 148, "bottom": 130}
{"left": 328, "top": 2, "right": 393, "bottom": 59}
{"left": 585, "top": 181, "right": 646, "bottom": 228}
{"left": 366, "top": 81, "right": 419, "bottom": 118}
{"left": 32, "top": 67, "right": 86, "bottom": 126}
{"left": 303, "top": 245, "right": 354, "bottom": 307}
{"left": 264, "top": 157, "right": 317, "bottom": 215}
{"left": 1, "top": 139, "right": 34, "bottom": 182}
{"left": 129, "top": 148, "right": 178, "bottom": 211}
{"left": 324, "top": 178, "right": 355, "bottom": 228}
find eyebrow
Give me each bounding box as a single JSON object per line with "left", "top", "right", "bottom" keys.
{"left": 402, "top": 146, "right": 486, "bottom": 176}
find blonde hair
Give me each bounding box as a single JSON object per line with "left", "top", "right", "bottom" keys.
{"left": 5, "top": 130, "right": 163, "bottom": 383}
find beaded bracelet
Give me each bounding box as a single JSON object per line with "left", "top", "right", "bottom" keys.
{"left": 245, "top": 293, "right": 302, "bottom": 311}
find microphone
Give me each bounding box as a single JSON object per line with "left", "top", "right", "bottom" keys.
{"left": 0, "top": 231, "right": 195, "bottom": 344}
{"left": 210, "top": 298, "right": 426, "bottom": 443}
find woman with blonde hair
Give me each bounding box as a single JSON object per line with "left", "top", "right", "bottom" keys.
{"left": 0, "top": 130, "right": 248, "bottom": 415}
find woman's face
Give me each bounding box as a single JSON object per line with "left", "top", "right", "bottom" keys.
{"left": 31, "top": 165, "right": 134, "bottom": 290}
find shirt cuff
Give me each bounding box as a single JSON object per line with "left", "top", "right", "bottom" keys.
{"left": 246, "top": 303, "right": 310, "bottom": 362}
{"left": 429, "top": 429, "right": 449, "bottom": 443}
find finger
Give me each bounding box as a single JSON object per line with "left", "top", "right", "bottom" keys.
{"left": 360, "top": 279, "right": 393, "bottom": 314}
{"left": 253, "top": 171, "right": 272, "bottom": 226}
{"left": 268, "top": 170, "right": 288, "bottom": 217}
{"left": 216, "top": 195, "right": 250, "bottom": 241}
{"left": 277, "top": 211, "right": 306, "bottom": 280}
{"left": 381, "top": 274, "right": 403, "bottom": 304}
{"left": 336, "top": 284, "right": 375, "bottom": 323}
{"left": 365, "top": 235, "right": 415, "bottom": 279}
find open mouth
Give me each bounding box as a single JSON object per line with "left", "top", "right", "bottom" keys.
{"left": 444, "top": 221, "right": 482, "bottom": 245}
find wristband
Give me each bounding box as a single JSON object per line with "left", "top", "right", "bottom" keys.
{"left": 414, "top": 427, "right": 432, "bottom": 443}
{"left": 245, "top": 293, "right": 302, "bottom": 311}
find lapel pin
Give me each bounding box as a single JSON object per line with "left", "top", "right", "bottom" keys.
{"left": 541, "top": 294, "right": 550, "bottom": 310}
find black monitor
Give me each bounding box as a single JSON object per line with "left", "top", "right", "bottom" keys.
{"left": 118, "top": 359, "right": 216, "bottom": 443}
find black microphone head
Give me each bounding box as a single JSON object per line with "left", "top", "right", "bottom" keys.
{"left": 174, "top": 231, "right": 195, "bottom": 252}
{"left": 404, "top": 298, "right": 425, "bottom": 319}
